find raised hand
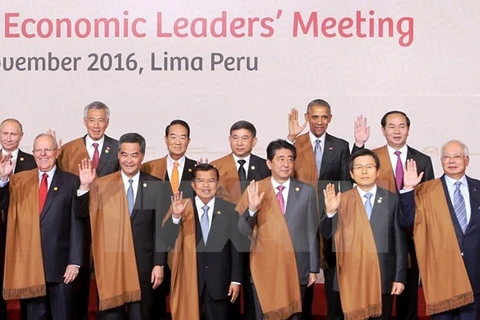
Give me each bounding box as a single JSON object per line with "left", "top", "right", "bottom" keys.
{"left": 287, "top": 108, "right": 307, "bottom": 141}
{"left": 78, "top": 158, "right": 96, "bottom": 189}
{"left": 46, "top": 129, "right": 63, "bottom": 150}
{"left": 247, "top": 180, "right": 265, "bottom": 212}
{"left": 403, "top": 159, "right": 424, "bottom": 190}
{"left": 197, "top": 158, "right": 209, "bottom": 165}
{"left": 171, "top": 191, "right": 187, "bottom": 218}
{"left": 323, "top": 183, "right": 341, "bottom": 213}
{"left": 0, "top": 156, "right": 14, "bottom": 181}
{"left": 354, "top": 115, "right": 370, "bottom": 147}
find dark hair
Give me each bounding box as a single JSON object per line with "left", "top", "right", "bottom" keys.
{"left": 165, "top": 119, "right": 190, "bottom": 138}
{"left": 306, "top": 99, "right": 331, "bottom": 113}
{"left": 229, "top": 120, "right": 257, "bottom": 137}
{"left": 348, "top": 149, "right": 381, "bottom": 171}
{"left": 380, "top": 111, "right": 410, "bottom": 128}
{"left": 192, "top": 163, "right": 219, "bottom": 181}
{"left": 266, "top": 139, "right": 296, "bottom": 161}
{"left": 118, "top": 133, "right": 146, "bottom": 154}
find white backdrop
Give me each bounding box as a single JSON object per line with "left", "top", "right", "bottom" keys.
{"left": 1, "top": 0, "right": 480, "bottom": 178}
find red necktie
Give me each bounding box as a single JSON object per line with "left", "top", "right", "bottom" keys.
{"left": 92, "top": 143, "right": 100, "bottom": 169}
{"left": 276, "top": 185, "right": 286, "bottom": 215}
{"left": 394, "top": 151, "right": 403, "bottom": 190}
{"left": 39, "top": 173, "right": 48, "bottom": 214}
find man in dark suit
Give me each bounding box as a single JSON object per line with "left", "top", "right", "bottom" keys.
{"left": 237, "top": 139, "right": 319, "bottom": 320}
{"left": 399, "top": 140, "right": 480, "bottom": 319}
{"left": 353, "top": 111, "right": 435, "bottom": 319}
{"left": 321, "top": 148, "right": 407, "bottom": 320}
{"left": 88, "top": 132, "right": 164, "bottom": 320}
{"left": 210, "top": 120, "right": 270, "bottom": 319}
{"left": 288, "top": 99, "right": 351, "bottom": 320}
{"left": 161, "top": 163, "right": 243, "bottom": 320}
{"left": 57, "top": 101, "right": 119, "bottom": 320}
{"left": 0, "top": 118, "right": 37, "bottom": 319}
{"left": 141, "top": 119, "right": 196, "bottom": 318}
{"left": 0, "top": 133, "right": 90, "bottom": 320}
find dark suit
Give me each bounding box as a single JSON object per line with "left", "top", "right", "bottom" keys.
{"left": 84, "top": 135, "right": 119, "bottom": 177}
{"left": 399, "top": 176, "right": 480, "bottom": 319}
{"left": 239, "top": 178, "right": 320, "bottom": 320}
{"left": 0, "top": 149, "right": 36, "bottom": 320}
{"left": 294, "top": 132, "right": 352, "bottom": 320}
{"left": 97, "top": 171, "right": 164, "bottom": 320}
{"left": 353, "top": 144, "right": 434, "bottom": 319}
{"left": 162, "top": 197, "right": 243, "bottom": 319}
{"left": 320, "top": 187, "right": 408, "bottom": 320}
{"left": 0, "top": 168, "right": 86, "bottom": 320}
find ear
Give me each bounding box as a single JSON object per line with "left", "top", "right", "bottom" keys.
{"left": 252, "top": 137, "right": 258, "bottom": 147}
{"left": 266, "top": 159, "right": 272, "bottom": 170}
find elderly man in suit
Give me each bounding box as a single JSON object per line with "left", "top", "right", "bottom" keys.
{"left": 0, "top": 133, "right": 91, "bottom": 320}
{"left": 399, "top": 140, "right": 480, "bottom": 319}
{"left": 353, "top": 111, "right": 435, "bottom": 320}
{"left": 57, "top": 100, "right": 119, "bottom": 320}
{"left": 160, "top": 163, "right": 243, "bottom": 320}
{"left": 321, "top": 148, "right": 407, "bottom": 320}
{"left": 210, "top": 120, "right": 270, "bottom": 319}
{"left": 237, "top": 139, "right": 319, "bottom": 320}
{"left": 0, "top": 118, "right": 37, "bottom": 319}
{"left": 288, "top": 99, "right": 352, "bottom": 320}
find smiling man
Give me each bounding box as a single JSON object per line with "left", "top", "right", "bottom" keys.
{"left": 321, "top": 149, "right": 407, "bottom": 320}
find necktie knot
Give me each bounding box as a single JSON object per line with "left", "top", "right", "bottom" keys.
{"left": 277, "top": 185, "right": 285, "bottom": 193}
{"left": 364, "top": 192, "right": 373, "bottom": 201}
{"left": 92, "top": 142, "right": 99, "bottom": 149}
{"left": 394, "top": 150, "right": 401, "bottom": 157}
{"left": 173, "top": 161, "right": 179, "bottom": 168}
{"left": 42, "top": 173, "right": 48, "bottom": 179}
{"left": 316, "top": 139, "right": 321, "bottom": 146}
{"left": 128, "top": 178, "right": 133, "bottom": 185}
{"left": 238, "top": 159, "right": 246, "bottom": 166}
{"left": 455, "top": 181, "right": 462, "bottom": 190}
{"left": 202, "top": 205, "right": 209, "bottom": 215}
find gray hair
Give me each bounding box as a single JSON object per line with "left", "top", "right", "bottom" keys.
{"left": 441, "top": 140, "right": 469, "bottom": 157}
{"left": 83, "top": 101, "right": 110, "bottom": 120}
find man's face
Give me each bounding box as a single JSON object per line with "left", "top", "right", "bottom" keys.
{"left": 229, "top": 129, "right": 257, "bottom": 158}
{"left": 191, "top": 169, "right": 219, "bottom": 204}
{"left": 164, "top": 124, "right": 190, "bottom": 160}
{"left": 33, "top": 135, "right": 59, "bottom": 172}
{"left": 349, "top": 155, "right": 379, "bottom": 190}
{"left": 441, "top": 142, "right": 469, "bottom": 179}
{"left": 84, "top": 108, "right": 109, "bottom": 141}
{"left": 267, "top": 148, "right": 294, "bottom": 183}
{"left": 0, "top": 121, "right": 23, "bottom": 152}
{"left": 305, "top": 106, "right": 332, "bottom": 138}
{"left": 381, "top": 113, "right": 410, "bottom": 149}
{"left": 118, "top": 142, "right": 144, "bottom": 178}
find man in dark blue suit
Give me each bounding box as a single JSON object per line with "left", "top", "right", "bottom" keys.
{"left": 400, "top": 140, "right": 480, "bottom": 319}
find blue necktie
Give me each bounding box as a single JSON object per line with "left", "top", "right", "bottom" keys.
{"left": 200, "top": 205, "right": 210, "bottom": 244}
{"left": 454, "top": 181, "right": 468, "bottom": 233}
{"left": 364, "top": 192, "right": 373, "bottom": 220}
{"left": 315, "top": 139, "right": 323, "bottom": 175}
{"left": 127, "top": 179, "right": 134, "bottom": 215}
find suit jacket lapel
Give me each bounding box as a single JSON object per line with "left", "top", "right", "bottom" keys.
{"left": 96, "top": 136, "right": 115, "bottom": 176}
{"left": 284, "top": 180, "right": 298, "bottom": 222}
{"left": 131, "top": 173, "right": 147, "bottom": 220}
{"left": 15, "top": 150, "right": 26, "bottom": 173}
{"left": 369, "top": 188, "right": 385, "bottom": 227}
{"left": 247, "top": 156, "right": 259, "bottom": 181}
{"left": 40, "top": 170, "right": 64, "bottom": 221}
{"left": 319, "top": 134, "right": 334, "bottom": 178}
{"left": 465, "top": 177, "right": 479, "bottom": 236}
{"left": 206, "top": 201, "right": 222, "bottom": 247}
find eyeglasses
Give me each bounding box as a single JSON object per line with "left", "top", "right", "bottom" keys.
{"left": 441, "top": 154, "right": 465, "bottom": 162}
{"left": 33, "top": 148, "right": 57, "bottom": 154}
{"left": 352, "top": 164, "right": 377, "bottom": 171}
{"left": 194, "top": 179, "right": 217, "bottom": 185}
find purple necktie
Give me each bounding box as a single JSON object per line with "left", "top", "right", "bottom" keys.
{"left": 394, "top": 151, "right": 403, "bottom": 190}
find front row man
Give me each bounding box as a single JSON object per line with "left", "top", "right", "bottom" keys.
{"left": 0, "top": 133, "right": 90, "bottom": 320}
{"left": 399, "top": 140, "right": 480, "bottom": 319}
{"left": 236, "top": 139, "right": 320, "bottom": 320}
{"left": 161, "top": 163, "right": 243, "bottom": 320}
{"left": 321, "top": 149, "right": 407, "bottom": 320}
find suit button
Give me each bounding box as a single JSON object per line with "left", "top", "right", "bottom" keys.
{"left": 461, "top": 252, "right": 464, "bottom": 256}
{"left": 205, "top": 266, "right": 208, "bottom": 269}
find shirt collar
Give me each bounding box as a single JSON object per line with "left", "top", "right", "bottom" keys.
{"left": 309, "top": 131, "right": 326, "bottom": 147}
{"left": 271, "top": 177, "right": 290, "bottom": 192}
{"left": 85, "top": 135, "right": 105, "bottom": 148}
{"left": 232, "top": 153, "right": 251, "bottom": 165}
{"left": 444, "top": 174, "right": 468, "bottom": 189}
{"left": 38, "top": 165, "right": 57, "bottom": 179}
{"left": 195, "top": 196, "right": 215, "bottom": 211}
{"left": 2, "top": 148, "right": 19, "bottom": 159}
{"left": 167, "top": 154, "right": 186, "bottom": 167}
{"left": 386, "top": 144, "right": 408, "bottom": 157}
{"left": 120, "top": 170, "right": 141, "bottom": 184}
{"left": 356, "top": 184, "right": 378, "bottom": 199}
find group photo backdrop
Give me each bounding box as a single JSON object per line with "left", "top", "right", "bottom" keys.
{"left": 1, "top": 0, "right": 479, "bottom": 177}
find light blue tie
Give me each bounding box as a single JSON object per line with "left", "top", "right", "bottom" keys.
{"left": 454, "top": 181, "right": 468, "bottom": 233}
{"left": 127, "top": 179, "right": 134, "bottom": 215}
{"left": 200, "top": 205, "right": 210, "bottom": 244}
{"left": 364, "top": 192, "right": 373, "bottom": 220}
{"left": 315, "top": 139, "right": 323, "bottom": 175}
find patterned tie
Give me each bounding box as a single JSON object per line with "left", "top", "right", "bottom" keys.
{"left": 127, "top": 179, "right": 134, "bottom": 215}
{"left": 315, "top": 139, "right": 323, "bottom": 176}
{"left": 200, "top": 205, "right": 210, "bottom": 244}
{"left": 171, "top": 161, "right": 179, "bottom": 194}
{"left": 454, "top": 181, "right": 468, "bottom": 233}
{"left": 394, "top": 151, "right": 403, "bottom": 190}
{"left": 92, "top": 143, "right": 100, "bottom": 169}
{"left": 276, "top": 185, "right": 286, "bottom": 215}
{"left": 237, "top": 159, "right": 247, "bottom": 192}
{"left": 364, "top": 192, "right": 373, "bottom": 220}
{"left": 39, "top": 173, "right": 48, "bottom": 214}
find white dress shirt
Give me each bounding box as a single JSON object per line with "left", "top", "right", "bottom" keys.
{"left": 444, "top": 175, "right": 471, "bottom": 223}
{"left": 249, "top": 177, "right": 291, "bottom": 216}
{"left": 38, "top": 166, "right": 57, "bottom": 190}
{"left": 232, "top": 153, "right": 251, "bottom": 180}
{"left": 386, "top": 144, "right": 408, "bottom": 179}
{"left": 195, "top": 196, "right": 215, "bottom": 229}
{"left": 167, "top": 154, "right": 186, "bottom": 182}
{"left": 327, "top": 185, "right": 377, "bottom": 217}
{"left": 309, "top": 131, "right": 326, "bottom": 154}
{"left": 85, "top": 135, "right": 105, "bottom": 161}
